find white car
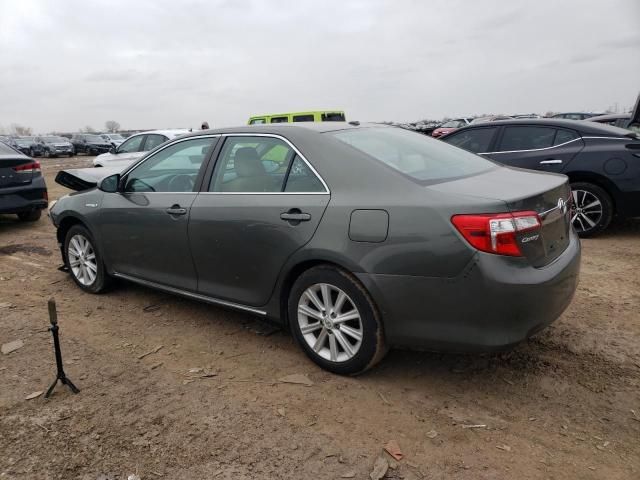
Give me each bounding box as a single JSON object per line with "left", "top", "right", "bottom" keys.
{"left": 93, "top": 129, "right": 190, "bottom": 168}
{"left": 100, "top": 133, "right": 126, "bottom": 148}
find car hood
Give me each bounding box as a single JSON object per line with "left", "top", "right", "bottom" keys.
{"left": 55, "top": 166, "right": 121, "bottom": 191}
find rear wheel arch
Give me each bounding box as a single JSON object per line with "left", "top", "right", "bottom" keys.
{"left": 279, "top": 259, "right": 376, "bottom": 327}
{"left": 564, "top": 171, "right": 619, "bottom": 215}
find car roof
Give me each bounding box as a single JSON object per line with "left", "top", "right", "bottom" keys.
{"left": 194, "top": 121, "right": 370, "bottom": 136}
{"left": 455, "top": 118, "right": 634, "bottom": 137}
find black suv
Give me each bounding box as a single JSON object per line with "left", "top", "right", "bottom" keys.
{"left": 35, "top": 136, "right": 74, "bottom": 158}
{"left": 441, "top": 115, "right": 640, "bottom": 237}
{"left": 71, "top": 134, "right": 112, "bottom": 156}
{"left": 8, "top": 137, "right": 43, "bottom": 157}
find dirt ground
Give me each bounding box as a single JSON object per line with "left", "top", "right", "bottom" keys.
{"left": 1, "top": 156, "right": 639, "bottom": 480}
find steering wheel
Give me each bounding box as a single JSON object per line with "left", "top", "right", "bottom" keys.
{"left": 168, "top": 174, "right": 195, "bottom": 192}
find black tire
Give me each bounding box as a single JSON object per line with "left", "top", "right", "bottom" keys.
{"left": 288, "top": 265, "right": 387, "bottom": 375}
{"left": 64, "top": 224, "right": 111, "bottom": 293}
{"left": 17, "top": 210, "right": 41, "bottom": 222}
{"left": 569, "top": 182, "right": 613, "bottom": 238}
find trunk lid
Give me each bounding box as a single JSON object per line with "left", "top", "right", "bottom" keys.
{"left": 0, "top": 155, "right": 38, "bottom": 188}
{"left": 55, "top": 166, "right": 121, "bottom": 191}
{"left": 430, "top": 166, "right": 572, "bottom": 267}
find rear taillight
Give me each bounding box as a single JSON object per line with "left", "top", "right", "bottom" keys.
{"left": 451, "top": 211, "right": 541, "bottom": 257}
{"left": 13, "top": 161, "right": 41, "bottom": 174}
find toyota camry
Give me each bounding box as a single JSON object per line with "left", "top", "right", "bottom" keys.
{"left": 49, "top": 123, "right": 580, "bottom": 374}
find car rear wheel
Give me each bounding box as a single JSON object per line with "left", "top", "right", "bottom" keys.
{"left": 569, "top": 182, "right": 613, "bottom": 237}
{"left": 288, "top": 265, "right": 387, "bottom": 375}
{"left": 64, "top": 225, "right": 110, "bottom": 293}
{"left": 17, "top": 210, "right": 41, "bottom": 222}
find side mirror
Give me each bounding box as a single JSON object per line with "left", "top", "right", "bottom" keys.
{"left": 98, "top": 173, "right": 120, "bottom": 193}
{"left": 109, "top": 146, "right": 117, "bottom": 154}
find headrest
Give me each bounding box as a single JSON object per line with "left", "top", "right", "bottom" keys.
{"left": 234, "top": 148, "right": 264, "bottom": 177}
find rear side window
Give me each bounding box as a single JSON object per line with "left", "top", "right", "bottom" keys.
{"left": 293, "top": 114, "right": 315, "bottom": 122}
{"left": 321, "top": 112, "right": 345, "bottom": 122}
{"left": 554, "top": 129, "right": 579, "bottom": 145}
{"left": 144, "top": 134, "right": 167, "bottom": 151}
{"left": 284, "top": 156, "right": 325, "bottom": 192}
{"left": 332, "top": 127, "right": 494, "bottom": 183}
{"left": 270, "top": 117, "right": 289, "bottom": 123}
{"left": 443, "top": 128, "right": 497, "bottom": 153}
{"left": 499, "top": 126, "right": 556, "bottom": 151}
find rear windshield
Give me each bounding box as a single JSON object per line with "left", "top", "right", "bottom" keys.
{"left": 0, "top": 143, "right": 18, "bottom": 155}
{"left": 331, "top": 127, "right": 495, "bottom": 183}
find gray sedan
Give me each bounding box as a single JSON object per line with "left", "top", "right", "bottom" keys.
{"left": 50, "top": 123, "right": 580, "bottom": 374}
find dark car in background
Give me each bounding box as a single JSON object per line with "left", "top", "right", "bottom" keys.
{"left": 35, "top": 136, "right": 74, "bottom": 158}
{"left": 441, "top": 118, "right": 640, "bottom": 236}
{"left": 8, "top": 136, "right": 42, "bottom": 157}
{"left": 71, "top": 134, "right": 112, "bottom": 156}
{"left": 51, "top": 123, "right": 580, "bottom": 374}
{"left": 0, "top": 142, "right": 47, "bottom": 221}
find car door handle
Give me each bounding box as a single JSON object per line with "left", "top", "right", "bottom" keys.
{"left": 280, "top": 210, "right": 311, "bottom": 222}
{"left": 540, "top": 159, "right": 563, "bottom": 165}
{"left": 166, "top": 205, "right": 187, "bottom": 216}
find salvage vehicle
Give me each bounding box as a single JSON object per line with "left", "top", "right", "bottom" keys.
{"left": 441, "top": 117, "right": 640, "bottom": 236}
{"left": 431, "top": 118, "right": 472, "bottom": 138}
{"left": 92, "top": 129, "right": 189, "bottom": 168}
{"left": 248, "top": 111, "right": 346, "bottom": 125}
{"left": 71, "top": 134, "right": 113, "bottom": 156}
{"left": 50, "top": 123, "right": 580, "bottom": 374}
{"left": 0, "top": 142, "right": 47, "bottom": 221}
{"left": 35, "top": 136, "right": 74, "bottom": 158}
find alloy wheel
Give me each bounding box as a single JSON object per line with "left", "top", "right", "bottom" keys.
{"left": 67, "top": 234, "right": 98, "bottom": 286}
{"left": 297, "top": 283, "right": 363, "bottom": 362}
{"left": 571, "top": 189, "right": 603, "bottom": 233}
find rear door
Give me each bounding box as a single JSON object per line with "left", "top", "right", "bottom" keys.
{"left": 189, "top": 134, "right": 330, "bottom": 306}
{"left": 483, "top": 125, "right": 584, "bottom": 173}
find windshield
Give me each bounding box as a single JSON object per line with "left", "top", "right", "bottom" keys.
{"left": 85, "top": 135, "right": 104, "bottom": 142}
{"left": 331, "top": 127, "right": 495, "bottom": 183}
{"left": 44, "top": 136, "right": 68, "bottom": 143}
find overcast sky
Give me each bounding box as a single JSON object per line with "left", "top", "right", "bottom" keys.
{"left": 1, "top": 0, "right": 639, "bottom": 133}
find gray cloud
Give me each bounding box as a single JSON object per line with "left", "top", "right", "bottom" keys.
{"left": 0, "top": 0, "right": 639, "bottom": 133}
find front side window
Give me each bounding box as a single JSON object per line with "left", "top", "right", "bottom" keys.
{"left": 443, "top": 127, "right": 497, "bottom": 153}
{"left": 332, "top": 127, "right": 494, "bottom": 183}
{"left": 144, "top": 134, "right": 168, "bottom": 151}
{"left": 499, "top": 126, "right": 556, "bottom": 151}
{"left": 270, "top": 116, "right": 289, "bottom": 123}
{"left": 124, "top": 137, "right": 215, "bottom": 193}
{"left": 210, "top": 136, "right": 295, "bottom": 192}
{"left": 293, "top": 114, "right": 315, "bottom": 122}
{"left": 118, "top": 135, "right": 144, "bottom": 153}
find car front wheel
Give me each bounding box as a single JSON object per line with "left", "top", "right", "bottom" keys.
{"left": 288, "top": 265, "right": 387, "bottom": 375}
{"left": 570, "top": 182, "right": 613, "bottom": 237}
{"left": 64, "top": 225, "right": 110, "bottom": 293}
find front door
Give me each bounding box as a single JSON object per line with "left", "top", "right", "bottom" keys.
{"left": 99, "top": 136, "right": 218, "bottom": 290}
{"left": 484, "top": 125, "right": 584, "bottom": 174}
{"left": 189, "top": 135, "right": 330, "bottom": 306}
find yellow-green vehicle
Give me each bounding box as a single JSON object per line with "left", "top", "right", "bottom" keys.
{"left": 248, "top": 110, "right": 345, "bottom": 125}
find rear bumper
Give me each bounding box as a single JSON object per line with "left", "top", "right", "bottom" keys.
{"left": 0, "top": 180, "right": 48, "bottom": 214}
{"left": 356, "top": 230, "right": 581, "bottom": 351}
